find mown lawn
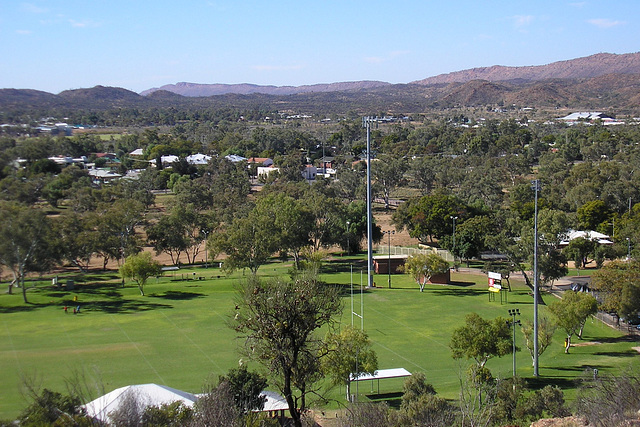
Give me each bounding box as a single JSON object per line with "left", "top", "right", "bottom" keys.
{"left": 1, "top": 257, "right": 638, "bottom": 420}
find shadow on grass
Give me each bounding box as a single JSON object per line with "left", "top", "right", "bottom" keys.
{"left": 448, "top": 280, "right": 477, "bottom": 287}
{"left": 321, "top": 258, "right": 368, "bottom": 275}
{"left": 526, "top": 376, "right": 580, "bottom": 391}
{"left": 365, "top": 392, "right": 403, "bottom": 409}
{"left": 327, "top": 283, "right": 374, "bottom": 298}
{"left": 80, "top": 299, "right": 172, "bottom": 313}
{"left": 429, "top": 287, "right": 486, "bottom": 297}
{"left": 549, "top": 364, "right": 612, "bottom": 372}
{"left": 149, "top": 290, "right": 205, "bottom": 300}
{"left": 593, "top": 350, "right": 639, "bottom": 357}
{"left": 0, "top": 304, "right": 43, "bottom": 313}
{"left": 592, "top": 335, "right": 640, "bottom": 344}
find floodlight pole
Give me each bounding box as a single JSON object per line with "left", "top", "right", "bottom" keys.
{"left": 508, "top": 308, "right": 521, "bottom": 377}
{"left": 363, "top": 117, "right": 375, "bottom": 288}
{"left": 201, "top": 229, "right": 210, "bottom": 269}
{"left": 532, "top": 179, "right": 541, "bottom": 377}
{"left": 384, "top": 230, "right": 395, "bottom": 288}
{"left": 450, "top": 216, "right": 458, "bottom": 262}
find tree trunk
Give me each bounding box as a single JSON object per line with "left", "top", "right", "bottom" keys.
{"left": 21, "top": 277, "right": 28, "bottom": 303}
{"left": 565, "top": 336, "right": 571, "bottom": 354}
{"left": 283, "top": 372, "right": 301, "bottom": 427}
{"left": 519, "top": 267, "right": 545, "bottom": 305}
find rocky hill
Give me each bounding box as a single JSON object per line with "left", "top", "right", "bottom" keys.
{"left": 413, "top": 52, "right": 640, "bottom": 85}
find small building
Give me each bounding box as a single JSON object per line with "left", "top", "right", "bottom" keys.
{"left": 373, "top": 255, "right": 408, "bottom": 274}
{"left": 302, "top": 164, "right": 317, "bottom": 180}
{"left": 248, "top": 157, "right": 274, "bottom": 167}
{"left": 257, "top": 166, "right": 280, "bottom": 178}
{"left": 185, "top": 153, "right": 212, "bottom": 165}
{"left": 559, "top": 229, "right": 614, "bottom": 247}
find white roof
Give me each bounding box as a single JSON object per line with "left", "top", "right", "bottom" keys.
{"left": 186, "top": 153, "right": 212, "bottom": 165}
{"left": 560, "top": 229, "right": 613, "bottom": 246}
{"left": 88, "top": 169, "right": 122, "bottom": 179}
{"left": 349, "top": 367, "right": 412, "bottom": 382}
{"left": 129, "top": 148, "right": 144, "bottom": 156}
{"left": 225, "top": 154, "right": 247, "bottom": 163}
{"left": 83, "top": 384, "right": 198, "bottom": 422}
{"left": 259, "top": 390, "right": 289, "bottom": 412}
{"left": 160, "top": 155, "right": 179, "bottom": 164}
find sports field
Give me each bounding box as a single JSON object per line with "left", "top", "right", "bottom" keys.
{"left": 1, "top": 257, "right": 639, "bottom": 420}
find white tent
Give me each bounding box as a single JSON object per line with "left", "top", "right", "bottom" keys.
{"left": 83, "top": 384, "right": 287, "bottom": 423}
{"left": 83, "top": 384, "right": 198, "bottom": 423}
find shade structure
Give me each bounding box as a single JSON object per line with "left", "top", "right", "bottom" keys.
{"left": 83, "top": 384, "right": 198, "bottom": 423}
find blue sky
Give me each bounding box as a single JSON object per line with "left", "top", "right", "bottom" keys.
{"left": 1, "top": 1, "right": 638, "bottom": 94}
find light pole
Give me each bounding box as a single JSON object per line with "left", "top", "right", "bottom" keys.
{"left": 384, "top": 230, "right": 395, "bottom": 288}
{"left": 627, "top": 237, "right": 631, "bottom": 260}
{"left": 450, "top": 216, "right": 458, "bottom": 262}
{"left": 532, "top": 179, "right": 541, "bottom": 377}
{"left": 363, "top": 116, "right": 376, "bottom": 288}
{"left": 346, "top": 220, "right": 351, "bottom": 255}
{"left": 508, "top": 308, "right": 521, "bottom": 377}
{"left": 201, "top": 229, "right": 210, "bottom": 269}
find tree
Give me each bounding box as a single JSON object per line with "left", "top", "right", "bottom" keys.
{"left": 393, "top": 193, "right": 469, "bottom": 243}
{"left": 218, "top": 365, "right": 268, "bottom": 414}
{"left": 450, "top": 313, "right": 513, "bottom": 369}
{"left": 321, "top": 326, "right": 378, "bottom": 401}
{"left": 521, "top": 316, "right": 556, "bottom": 367}
{"left": 211, "top": 210, "right": 277, "bottom": 275}
{"left": 591, "top": 259, "right": 640, "bottom": 323}
{"left": 563, "top": 237, "right": 597, "bottom": 269}
{"left": 443, "top": 216, "right": 491, "bottom": 267}
{"left": 18, "top": 388, "right": 89, "bottom": 426}
{"left": 119, "top": 252, "right": 162, "bottom": 296}
{"left": 96, "top": 199, "right": 146, "bottom": 262}
{"left": 191, "top": 381, "right": 241, "bottom": 427}
{"left": 402, "top": 253, "right": 450, "bottom": 292}
{"left": 400, "top": 372, "right": 436, "bottom": 407}
{"left": 260, "top": 192, "right": 313, "bottom": 269}
{"left": 0, "top": 201, "right": 54, "bottom": 302}
{"left": 233, "top": 277, "right": 341, "bottom": 427}
{"left": 53, "top": 212, "right": 99, "bottom": 273}
{"left": 549, "top": 291, "right": 598, "bottom": 353}
{"left": 372, "top": 155, "right": 407, "bottom": 209}
{"left": 577, "top": 200, "right": 612, "bottom": 230}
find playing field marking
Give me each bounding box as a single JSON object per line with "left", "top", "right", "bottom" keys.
{"left": 367, "top": 306, "right": 450, "bottom": 350}
{"left": 108, "top": 313, "right": 165, "bottom": 384}
{"left": 2, "top": 318, "right": 23, "bottom": 376}
{"left": 159, "top": 310, "right": 224, "bottom": 373}
{"left": 371, "top": 340, "right": 429, "bottom": 372}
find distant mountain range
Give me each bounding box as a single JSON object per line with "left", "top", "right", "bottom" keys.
{"left": 2, "top": 52, "right": 640, "bottom": 114}
{"left": 140, "top": 52, "right": 640, "bottom": 97}
{"left": 140, "top": 80, "right": 391, "bottom": 97}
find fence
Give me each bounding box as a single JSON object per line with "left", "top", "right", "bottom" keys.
{"left": 375, "top": 245, "right": 454, "bottom": 262}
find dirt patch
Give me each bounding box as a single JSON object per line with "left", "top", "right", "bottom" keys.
{"left": 571, "top": 341, "right": 601, "bottom": 347}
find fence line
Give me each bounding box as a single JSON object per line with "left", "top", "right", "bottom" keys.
{"left": 375, "top": 245, "right": 454, "bottom": 262}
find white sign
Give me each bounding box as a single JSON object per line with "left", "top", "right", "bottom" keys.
{"left": 488, "top": 272, "right": 502, "bottom": 280}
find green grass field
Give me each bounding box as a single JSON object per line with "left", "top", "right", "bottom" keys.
{"left": 1, "top": 257, "right": 639, "bottom": 420}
